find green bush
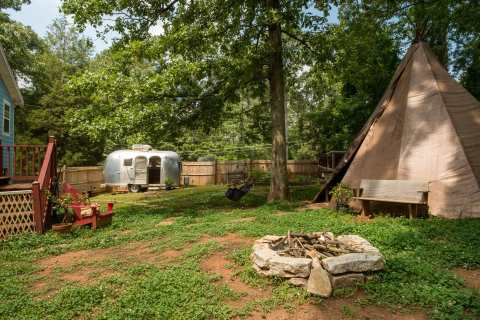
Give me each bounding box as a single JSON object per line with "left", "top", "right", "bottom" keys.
{"left": 329, "top": 183, "right": 353, "bottom": 210}
{"left": 164, "top": 177, "right": 175, "bottom": 190}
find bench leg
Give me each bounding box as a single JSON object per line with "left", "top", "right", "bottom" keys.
{"left": 361, "top": 200, "right": 371, "bottom": 217}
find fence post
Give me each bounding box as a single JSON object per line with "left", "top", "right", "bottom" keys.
{"left": 62, "top": 165, "right": 67, "bottom": 185}
{"left": 249, "top": 159, "right": 253, "bottom": 178}
{"left": 32, "top": 181, "right": 44, "bottom": 233}
{"left": 213, "top": 160, "right": 218, "bottom": 185}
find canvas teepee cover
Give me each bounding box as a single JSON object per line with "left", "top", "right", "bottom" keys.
{"left": 315, "top": 42, "right": 480, "bottom": 218}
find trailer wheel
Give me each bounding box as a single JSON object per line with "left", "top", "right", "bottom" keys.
{"left": 128, "top": 184, "right": 141, "bottom": 193}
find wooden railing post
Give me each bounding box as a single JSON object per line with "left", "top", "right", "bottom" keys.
{"left": 0, "top": 145, "right": 3, "bottom": 176}
{"left": 7, "top": 146, "right": 11, "bottom": 176}
{"left": 32, "top": 181, "right": 44, "bottom": 233}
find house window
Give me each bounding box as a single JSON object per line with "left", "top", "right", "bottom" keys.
{"left": 123, "top": 158, "right": 133, "bottom": 166}
{"left": 3, "top": 102, "right": 10, "bottom": 135}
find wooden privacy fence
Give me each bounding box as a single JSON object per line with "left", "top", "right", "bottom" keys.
{"left": 59, "top": 159, "right": 338, "bottom": 189}
{"left": 181, "top": 160, "right": 332, "bottom": 186}
{"left": 60, "top": 166, "right": 105, "bottom": 194}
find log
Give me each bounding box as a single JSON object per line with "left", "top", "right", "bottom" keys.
{"left": 267, "top": 232, "right": 361, "bottom": 259}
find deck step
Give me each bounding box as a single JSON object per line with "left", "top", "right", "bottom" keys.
{"left": 0, "top": 182, "right": 33, "bottom": 192}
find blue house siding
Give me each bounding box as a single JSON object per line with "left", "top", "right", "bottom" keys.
{"left": 0, "top": 78, "right": 14, "bottom": 174}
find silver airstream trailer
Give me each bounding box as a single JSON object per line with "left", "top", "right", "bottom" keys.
{"left": 104, "top": 145, "right": 181, "bottom": 192}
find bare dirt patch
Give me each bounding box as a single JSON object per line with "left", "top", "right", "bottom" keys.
{"left": 201, "top": 252, "right": 271, "bottom": 308}
{"left": 453, "top": 268, "right": 480, "bottom": 289}
{"left": 354, "top": 214, "right": 374, "bottom": 223}
{"left": 320, "top": 295, "right": 427, "bottom": 320}
{"left": 273, "top": 210, "right": 295, "bottom": 216}
{"left": 156, "top": 217, "right": 177, "bottom": 226}
{"left": 36, "top": 241, "right": 160, "bottom": 273}
{"left": 246, "top": 298, "right": 427, "bottom": 320}
{"left": 159, "top": 249, "right": 184, "bottom": 259}
{"left": 61, "top": 268, "right": 120, "bottom": 285}
{"left": 32, "top": 233, "right": 253, "bottom": 296}
{"left": 200, "top": 233, "right": 254, "bottom": 248}
{"left": 32, "top": 240, "right": 164, "bottom": 295}
{"left": 296, "top": 202, "right": 331, "bottom": 212}
{"left": 230, "top": 217, "right": 256, "bottom": 223}
{"left": 245, "top": 305, "right": 327, "bottom": 320}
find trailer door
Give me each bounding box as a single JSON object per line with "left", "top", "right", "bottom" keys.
{"left": 134, "top": 156, "right": 148, "bottom": 185}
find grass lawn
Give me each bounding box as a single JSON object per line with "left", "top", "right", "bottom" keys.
{"left": 0, "top": 185, "right": 479, "bottom": 320}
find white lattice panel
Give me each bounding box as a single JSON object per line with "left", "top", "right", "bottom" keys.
{"left": 0, "top": 190, "right": 35, "bottom": 238}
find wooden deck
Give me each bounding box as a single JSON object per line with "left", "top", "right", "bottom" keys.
{"left": 0, "top": 182, "right": 33, "bottom": 191}
{"left": 0, "top": 138, "right": 55, "bottom": 237}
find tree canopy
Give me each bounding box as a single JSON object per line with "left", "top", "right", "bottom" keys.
{"left": 0, "top": 0, "right": 479, "bottom": 196}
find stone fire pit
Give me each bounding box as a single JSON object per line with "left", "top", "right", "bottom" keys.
{"left": 251, "top": 232, "right": 384, "bottom": 297}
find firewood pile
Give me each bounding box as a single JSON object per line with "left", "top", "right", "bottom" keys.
{"left": 269, "top": 231, "right": 364, "bottom": 259}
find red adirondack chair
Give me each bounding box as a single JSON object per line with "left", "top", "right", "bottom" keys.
{"left": 62, "top": 183, "right": 113, "bottom": 230}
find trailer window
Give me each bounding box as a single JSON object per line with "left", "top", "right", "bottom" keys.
{"left": 123, "top": 158, "right": 133, "bottom": 166}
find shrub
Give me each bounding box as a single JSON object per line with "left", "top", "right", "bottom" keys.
{"left": 329, "top": 183, "right": 353, "bottom": 211}
{"left": 164, "top": 177, "right": 175, "bottom": 190}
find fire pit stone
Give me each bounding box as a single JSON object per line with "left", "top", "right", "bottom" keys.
{"left": 322, "top": 253, "right": 384, "bottom": 274}
{"left": 329, "top": 273, "right": 366, "bottom": 289}
{"left": 251, "top": 232, "right": 384, "bottom": 297}
{"left": 252, "top": 242, "right": 312, "bottom": 278}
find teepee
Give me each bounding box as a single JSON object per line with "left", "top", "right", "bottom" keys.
{"left": 315, "top": 42, "right": 480, "bottom": 219}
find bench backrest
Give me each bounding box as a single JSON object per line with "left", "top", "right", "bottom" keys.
{"left": 359, "top": 179, "right": 428, "bottom": 203}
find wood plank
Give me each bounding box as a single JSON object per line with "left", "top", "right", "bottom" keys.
{"left": 359, "top": 179, "right": 427, "bottom": 202}
{"left": 353, "top": 196, "right": 426, "bottom": 204}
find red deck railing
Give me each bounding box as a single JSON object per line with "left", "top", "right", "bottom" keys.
{"left": 0, "top": 144, "right": 47, "bottom": 180}
{"left": 31, "top": 137, "right": 57, "bottom": 233}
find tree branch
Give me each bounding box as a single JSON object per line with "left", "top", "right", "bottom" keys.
{"left": 281, "top": 29, "right": 314, "bottom": 52}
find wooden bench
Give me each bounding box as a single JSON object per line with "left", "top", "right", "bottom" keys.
{"left": 353, "top": 179, "right": 428, "bottom": 218}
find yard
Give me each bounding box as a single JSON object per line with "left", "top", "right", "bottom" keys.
{"left": 1, "top": 185, "right": 479, "bottom": 320}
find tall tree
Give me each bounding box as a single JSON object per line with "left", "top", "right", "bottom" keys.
{"left": 45, "top": 16, "right": 93, "bottom": 71}
{"left": 61, "top": 0, "right": 331, "bottom": 200}
{"left": 12, "top": 16, "right": 95, "bottom": 164}
{"left": 286, "top": 11, "right": 399, "bottom": 156}
{"left": 0, "top": 0, "right": 30, "bottom": 11}
{"left": 0, "top": 13, "right": 44, "bottom": 83}
{"left": 266, "top": 0, "right": 288, "bottom": 200}
{"left": 0, "top": 8, "right": 47, "bottom": 145}
{"left": 340, "top": 1, "right": 480, "bottom": 68}
{"left": 458, "top": 40, "right": 480, "bottom": 99}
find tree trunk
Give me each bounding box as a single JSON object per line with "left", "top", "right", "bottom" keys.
{"left": 266, "top": 0, "right": 289, "bottom": 201}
